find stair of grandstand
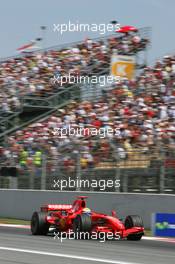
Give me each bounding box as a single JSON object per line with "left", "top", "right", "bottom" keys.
{"left": 0, "top": 85, "right": 81, "bottom": 142}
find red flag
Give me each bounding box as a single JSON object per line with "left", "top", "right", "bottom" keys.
{"left": 17, "top": 41, "right": 36, "bottom": 51}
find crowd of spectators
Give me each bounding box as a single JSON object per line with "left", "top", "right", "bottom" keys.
{"left": 1, "top": 30, "right": 175, "bottom": 172}
{"left": 0, "top": 32, "right": 148, "bottom": 113}
{"left": 0, "top": 52, "right": 175, "bottom": 171}
{"left": 0, "top": 84, "right": 21, "bottom": 114}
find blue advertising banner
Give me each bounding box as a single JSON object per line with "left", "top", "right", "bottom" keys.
{"left": 152, "top": 213, "right": 175, "bottom": 237}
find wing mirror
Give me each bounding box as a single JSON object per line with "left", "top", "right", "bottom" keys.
{"left": 111, "top": 210, "right": 117, "bottom": 217}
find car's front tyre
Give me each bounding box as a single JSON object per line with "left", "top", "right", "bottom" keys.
{"left": 125, "top": 215, "right": 144, "bottom": 241}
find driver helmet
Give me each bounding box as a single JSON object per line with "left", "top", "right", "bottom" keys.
{"left": 82, "top": 207, "right": 91, "bottom": 214}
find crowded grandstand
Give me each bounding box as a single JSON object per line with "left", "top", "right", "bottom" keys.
{"left": 0, "top": 27, "right": 175, "bottom": 193}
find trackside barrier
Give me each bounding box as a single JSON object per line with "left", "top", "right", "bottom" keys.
{"left": 0, "top": 190, "right": 175, "bottom": 229}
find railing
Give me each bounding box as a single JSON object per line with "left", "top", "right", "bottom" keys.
{"left": 23, "top": 83, "right": 81, "bottom": 108}
{"left": 0, "top": 147, "right": 174, "bottom": 193}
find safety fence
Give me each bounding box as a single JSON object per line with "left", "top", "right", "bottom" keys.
{"left": 0, "top": 147, "right": 174, "bottom": 193}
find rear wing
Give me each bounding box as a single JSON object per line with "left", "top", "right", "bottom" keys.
{"left": 41, "top": 204, "right": 72, "bottom": 212}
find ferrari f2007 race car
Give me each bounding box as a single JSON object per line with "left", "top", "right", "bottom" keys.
{"left": 31, "top": 196, "right": 144, "bottom": 240}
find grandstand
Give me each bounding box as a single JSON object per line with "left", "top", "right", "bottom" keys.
{"left": 0, "top": 26, "right": 175, "bottom": 193}
{"left": 0, "top": 28, "right": 150, "bottom": 137}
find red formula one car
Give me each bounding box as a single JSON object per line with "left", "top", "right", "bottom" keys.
{"left": 31, "top": 196, "right": 144, "bottom": 241}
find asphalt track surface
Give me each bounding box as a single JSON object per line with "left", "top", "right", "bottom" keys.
{"left": 0, "top": 227, "right": 174, "bottom": 264}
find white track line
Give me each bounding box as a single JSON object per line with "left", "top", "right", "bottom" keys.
{"left": 143, "top": 236, "right": 175, "bottom": 243}
{"left": 0, "top": 246, "right": 137, "bottom": 264}
{"left": 0, "top": 224, "right": 30, "bottom": 229}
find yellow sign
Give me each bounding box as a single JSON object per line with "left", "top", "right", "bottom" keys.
{"left": 111, "top": 55, "right": 135, "bottom": 80}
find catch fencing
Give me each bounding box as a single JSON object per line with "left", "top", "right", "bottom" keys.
{"left": 0, "top": 147, "right": 174, "bottom": 194}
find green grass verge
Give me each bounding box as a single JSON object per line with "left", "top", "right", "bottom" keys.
{"left": 145, "top": 230, "right": 152, "bottom": 236}
{"left": 0, "top": 218, "right": 30, "bottom": 225}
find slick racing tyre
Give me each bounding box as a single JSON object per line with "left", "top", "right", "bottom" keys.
{"left": 124, "top": 215, "right": 143, "bottom": 241}
{"left": 73, "top": 214, "right": 92, "bottom": 239}
{"left": 31, "top": 212, "right": 50, "bottom": 235}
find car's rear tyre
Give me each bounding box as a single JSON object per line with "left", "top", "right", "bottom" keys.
{"left": 31, "top": 212, "right": 50, "bottom": 235}
{"left": 73, "top": 214, "right": 92, "bottom": 239}
{"left": 125, "top": 215, "right": 143, "bottom": 241}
